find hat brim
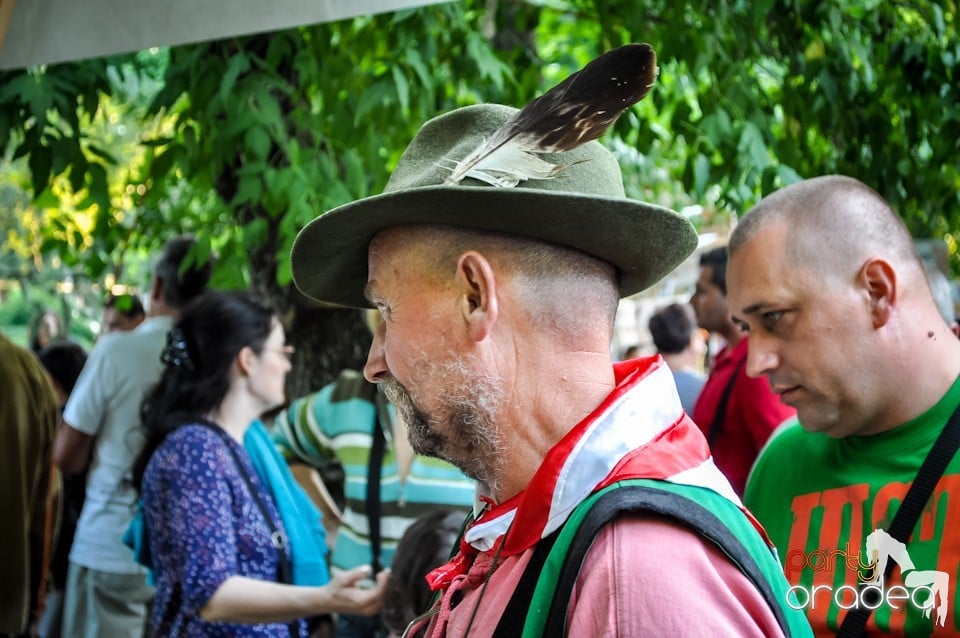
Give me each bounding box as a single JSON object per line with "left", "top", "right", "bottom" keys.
{"left": 291, "top": 185, "right": 697, "bottom": 309}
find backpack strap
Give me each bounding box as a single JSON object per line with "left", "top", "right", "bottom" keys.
{"left": 495, "top": 480, "right": 801, "bottom": 638}
{"left": 492, "top": 527, "right": 561, "bottom": 637}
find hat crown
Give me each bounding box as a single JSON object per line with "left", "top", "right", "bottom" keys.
{"left": 384, "top": 104, "right": 627, "bottom": 198}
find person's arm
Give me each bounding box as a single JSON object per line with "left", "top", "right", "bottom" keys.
{"left": 200, "top": 566, "right": 387, "bottom": 623}
{"left": 155, "top": 427, "right": 380, "bottom": 626}
{"left": 52, "top": 419, "right": 94, "bottom": 474}
{"left": 54, "top": 340, "right": 112, "bottom": 474}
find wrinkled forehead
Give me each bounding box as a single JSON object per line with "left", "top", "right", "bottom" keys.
{"left": 367, "top": 228, "right": 406, "bottom": 279}
{"left": 364, "top": 227, "right": 420, "bottom": 301}
{"left": 368, "top": 226, "right": 422, "bottom": 265}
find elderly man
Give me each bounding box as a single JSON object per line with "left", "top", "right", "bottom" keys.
{"left": 290, "top": 96, "right": 810, "bottom": 637}
{"left": 729, "top": 175, "right": 960, "bottom": 636}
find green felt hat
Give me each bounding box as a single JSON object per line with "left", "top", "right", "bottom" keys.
{"left": 291, "top": 104, "right": 697, "bottom": 308}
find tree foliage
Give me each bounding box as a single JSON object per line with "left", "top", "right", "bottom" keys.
{"left": 2, "top": 0, "right": 958, "bottom": 391}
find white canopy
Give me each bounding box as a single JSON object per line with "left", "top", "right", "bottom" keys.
{"left": 0, "top": 0, "right": 450, "bottom": 70}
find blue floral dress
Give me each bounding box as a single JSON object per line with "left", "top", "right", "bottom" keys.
{"left": 142, "top": 424, "right": 306, "bottom": 637}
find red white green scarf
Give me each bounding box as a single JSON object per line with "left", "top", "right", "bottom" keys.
{"left": 428, "top": 355, "right": 760, "bottom": 590}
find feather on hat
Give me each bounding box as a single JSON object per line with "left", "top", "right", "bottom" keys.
{"left": 291, "top": 44, "right": 697, "bottom": 308}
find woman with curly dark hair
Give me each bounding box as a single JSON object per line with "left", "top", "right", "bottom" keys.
{"left": 133, "top": 291, "right": 385, "bottom": 637}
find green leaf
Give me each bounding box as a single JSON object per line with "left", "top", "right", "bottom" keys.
{"left": 87, "top": 162, "right": 110, "bottom": 213}
{"left": 233, "top": 174, "right": 263, "bottom": 206}
{"left": 33, "top": 188, "right": 60, "bottom": 210}
{"left": 693, "top": 153, "right": 711, "bottom": 198}
{"left": 354, "top": 80, "right": 393, "bottom": 122}
{"left": 251, "top": 86, "right": 283, "bottom": 127}
{"left": 391, "top": 65, "right": 411, "bottom": 113}
{"left": 50, "top": 135, "right": 76, "bottom": 176}
{"left": 140, "top": 137, "right": 175, "bottom": 147}
{"left": 219, "top": 53, "right": 251, "bottom": 104}
{"left": 341, "top": 149, "right": 367, "bottom": 198}
{"left": 404, "top": 48, "right": 433, "bottom": 90}
{"left": 150, "top": 150, "right": 175, "bottom": 181}
{"left": 28, "top": 145, "right": 52, "bottom": 197}
{"left": 241, "top": 217, "right": 268, "bottom": 246}
{"left": 87, "top": 144, "right": 118, "bottom": 165}
{"left": 244, "top": 126, "right": 272, "bottom": 161}
{"left": 737, "top": 122, "right": 770, "bottom": 171}
{"left": 465, "top": 32, "right": 507, "bottom": 91}
{"left": 699, "top": 109, "right": 733, "bottom": 149}
{"left": 275, "top": 250, "right": 293, "bottom": 286}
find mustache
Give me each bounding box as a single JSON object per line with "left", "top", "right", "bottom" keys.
{"left": 381, "top": 375, "right": 416, "bottom": 416}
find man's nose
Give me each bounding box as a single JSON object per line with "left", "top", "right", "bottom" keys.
{"left": 745, "top": 334, "right": 778, "bottom": 379}
{"left": 363, "top": 321, "right": 387, "bottom": 383}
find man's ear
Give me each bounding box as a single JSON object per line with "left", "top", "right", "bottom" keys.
{"left": 456, "top": 251, "right": 498, "bottom": 343}
{"left": 860, "top": 258, "right": 897, "bottom": 328}
{"left": 236, "top": 346, "right": 256, "bottom": 377}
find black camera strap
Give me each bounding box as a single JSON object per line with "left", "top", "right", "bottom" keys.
{"left": 707, "top": 357, "right": 746, "bottom": 448}
{"left": 836, "top": 399, "right": 960, "bottom": 636}
{"left": 365, "top": 412, "right": 386, "bottom": 575}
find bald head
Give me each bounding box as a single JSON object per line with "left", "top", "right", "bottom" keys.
{"left": 730, "top": 175, "right": 923, "bottom": 283}
{"left": 725, "top": 175, "right": 960, "bottom": 437}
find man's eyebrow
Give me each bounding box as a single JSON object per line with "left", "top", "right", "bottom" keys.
{"left": 741, "top": 302, "right": 769, "bottom": 316}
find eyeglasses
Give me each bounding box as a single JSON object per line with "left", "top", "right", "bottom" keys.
{"left": 264, "top": 345, "right": 295, "bottom": 361}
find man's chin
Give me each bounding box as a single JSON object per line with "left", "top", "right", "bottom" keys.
{"left": 796, "top": 409, "right": 845, "bottom": 438}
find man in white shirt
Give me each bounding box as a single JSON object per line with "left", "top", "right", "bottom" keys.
{"left": 53, "top": 237, "right": 213, "bottom": 637}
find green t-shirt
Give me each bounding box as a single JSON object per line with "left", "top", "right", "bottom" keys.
{"left": 745, "top": 374, "right": 960, "bottom": 636}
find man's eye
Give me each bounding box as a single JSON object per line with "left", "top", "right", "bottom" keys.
{"left": 762, "top": 311, "right": 784, "bottom": 330}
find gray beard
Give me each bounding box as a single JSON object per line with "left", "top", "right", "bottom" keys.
{"left": 381, "top": 359, "right": 505, "bottom": 491}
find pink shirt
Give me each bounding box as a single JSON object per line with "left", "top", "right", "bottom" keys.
{"left": 427, "top": 517, "right": 785, "bottom": 637}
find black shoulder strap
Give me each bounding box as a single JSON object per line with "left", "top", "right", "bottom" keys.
{"left": 707, "top": 356, "right": 747, "bottom": 447}
{"left": 494, "top": 485, "right": 792, "bottom": 638}
{"left": 836, "top": 399, "right": 960, "bottom": 637}
{"left": 493, "top": 529, "right": 561, "bottom": 637}
{"left": 366, "top": 410, "right": 386, "bottom": 574}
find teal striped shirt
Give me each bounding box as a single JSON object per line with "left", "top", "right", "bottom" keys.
{"left": 271, "top": 369, "right": 475, "bottom": 574}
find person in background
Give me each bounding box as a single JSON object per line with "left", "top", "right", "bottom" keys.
{"left": 133, "top": 291, "right": 385, "bottom": 637}
{"left": 0, "top": 333, "right": 60, "bottom": 637}
{"left": 102, "top": 293, "right": 146, "bottom": 335}
{"left": 730, "top": 175, "right": 960, "bottom": 635}
{"left": 381, "top": 510, "right": 464, "bottom": 638}
{"left": 34, "top": 341, "right": 88, "bottom": 638}
{"left": 30, "top": 309, "right": 65, "bottom": 354}
{"left": 690, "top": 246, "right": 795, "bottom": 495}
{"left": 53, "top": 236, "right": 213, "bottom": 638}
{"left": 647, "top": 302, "right": 707, "bottom": 415}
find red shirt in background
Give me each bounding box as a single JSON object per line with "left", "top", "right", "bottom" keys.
{"left": 692, "top": 338, "right": 796, "bottom": 495}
